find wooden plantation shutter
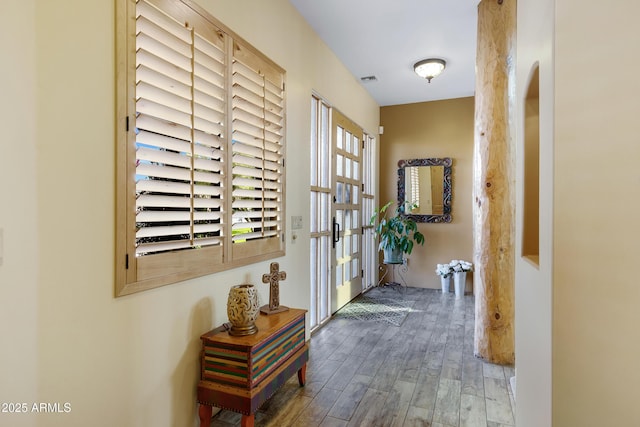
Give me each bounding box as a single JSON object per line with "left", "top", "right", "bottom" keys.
{"left": 116, "top": 0, "right": 285, "bottom": 296}
{"left": 231, "top": 41, "right": 285, "bottom": 261}
{"left": 135, "top": 0, "right": 226, "bottom": 256}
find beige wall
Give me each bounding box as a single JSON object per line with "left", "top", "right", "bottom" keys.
{"left": 0, "top": 0, "right": 379, "bottom": 426}
{"left": 518, "top": 0, "right": 640, "bottom": 425}
{"left": 0, "top": 2, "right": 38, "bottom": 427}
{"left": 554, "top": 1, "right": 640, "bottom": 425}
{"left": 380, "top": 97, "right": 474, "bottom": 291}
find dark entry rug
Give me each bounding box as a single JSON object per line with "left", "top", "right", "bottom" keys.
{"left": 333, "top": 289, "right": 415, "bottom": 326}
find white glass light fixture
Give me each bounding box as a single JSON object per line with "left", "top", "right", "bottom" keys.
{"left": 413, "top": 58, "right": 446, "bottom": 83}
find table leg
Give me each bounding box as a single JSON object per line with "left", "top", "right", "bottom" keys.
{"left": 241, "top": 414, "right": 255, "bottom": 427}
{"left": 297, "top": 363, "right": 307, "bottom": 386}
{"left": 198, "top": 404, "right": 212, "bottom": 427}
{"left": 377, "top": 264, "right": 389, "bottom": 287}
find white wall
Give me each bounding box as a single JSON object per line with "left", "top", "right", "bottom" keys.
{"left": 0, "top": 0, "right": 379, "bottom": 425}
{"left": 515, "top": 0, "right": 553, "bottom": 425}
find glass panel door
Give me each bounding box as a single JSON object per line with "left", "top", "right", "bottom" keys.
{"left": 310, "top": 96, "right": 332, "bottom": 330}
{"left": 331, "top": 109, "right": 363, "bottom": 312}
{"left": 362, "top": 133, "right": 377, "bottom": 291}
{"left": 310, "top": 98, "right": 372, "bottom": 328}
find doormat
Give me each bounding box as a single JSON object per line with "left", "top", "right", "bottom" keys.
{"left": 334, "top": 294, "right": 415, "bottom": 326}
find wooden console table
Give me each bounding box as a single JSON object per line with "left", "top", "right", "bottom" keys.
{"left": 197, "top": 308, "right": 308, "bottom": 427}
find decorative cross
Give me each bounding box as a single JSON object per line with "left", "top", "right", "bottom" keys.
{"left": 260, "top": 262, "right": 289, "bottom": 315}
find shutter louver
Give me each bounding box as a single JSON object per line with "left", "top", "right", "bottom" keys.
{"left": 134, "top": 0, "right": 225, "bottom": 256}
{"left": 231, "top": 43, "right": 284, "bottom": 248}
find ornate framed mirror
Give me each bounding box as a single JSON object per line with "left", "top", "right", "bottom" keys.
{"left": 397, "top": 157, "right": 452, "bottom": 223}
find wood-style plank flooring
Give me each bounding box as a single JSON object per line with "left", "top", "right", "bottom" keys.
{"left": 208, "top": 286, "right": 515, "bottom": 427}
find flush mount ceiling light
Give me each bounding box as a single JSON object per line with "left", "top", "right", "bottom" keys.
{"left": 413, "top": 58, "right": 446, "bottom": 83}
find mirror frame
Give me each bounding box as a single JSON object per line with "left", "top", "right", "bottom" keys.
{"left": 397, "top": 157, "right": 452, "bottom": 223}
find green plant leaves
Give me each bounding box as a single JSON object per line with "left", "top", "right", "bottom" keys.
{"left": 370, "top": 200, "right": 425, "bottom": 255}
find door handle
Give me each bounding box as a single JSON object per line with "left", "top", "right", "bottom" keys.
{"left": 332, "top": 217, "right": 340, "bottom": 248}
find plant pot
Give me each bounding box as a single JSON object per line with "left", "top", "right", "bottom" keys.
{"left": 227, "top": 284, "right": 260, "bottom": 336}
{"left": 453, "top": 272, "right": 467, "bottom": 299}
{"left": 383, "top": 247, "right": 403, "bottom": 264}
{"left": 440, "top": 276, "right": 451, "bottom": 293}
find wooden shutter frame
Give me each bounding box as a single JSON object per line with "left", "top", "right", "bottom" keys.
{"left": 116, "top": 0, "right": 285, "bottom": 296}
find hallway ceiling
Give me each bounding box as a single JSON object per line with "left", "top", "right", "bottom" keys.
{"left": 289, "top": 0, "right": 479, "bottom": 106}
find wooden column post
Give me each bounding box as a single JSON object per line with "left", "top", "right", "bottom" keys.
{"left": 473, "top": 0, "right": 516, "bottom": 365}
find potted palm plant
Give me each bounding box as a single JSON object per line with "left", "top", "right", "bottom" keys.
{"left": 370, "top": 201, "right": 425, "bottom": 264}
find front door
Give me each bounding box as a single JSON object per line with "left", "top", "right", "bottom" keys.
{"left": 331, "top": 109, "right": 363, "bottom": 313}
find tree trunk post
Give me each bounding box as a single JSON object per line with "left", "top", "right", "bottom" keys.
{"left": 473, "top": 0, "right": 516, "bottom": 365}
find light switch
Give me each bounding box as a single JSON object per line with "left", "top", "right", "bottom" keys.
{"left": 291, "top": 215, "right": 303, "bottom": 230}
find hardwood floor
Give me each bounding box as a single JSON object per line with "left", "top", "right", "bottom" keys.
{"left": 208, "top": 286, "right": 515, "bottom": 427}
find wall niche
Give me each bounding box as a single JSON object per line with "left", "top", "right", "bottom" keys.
{"left": 522, "top": 65, "right": 540, "bottom": 266}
